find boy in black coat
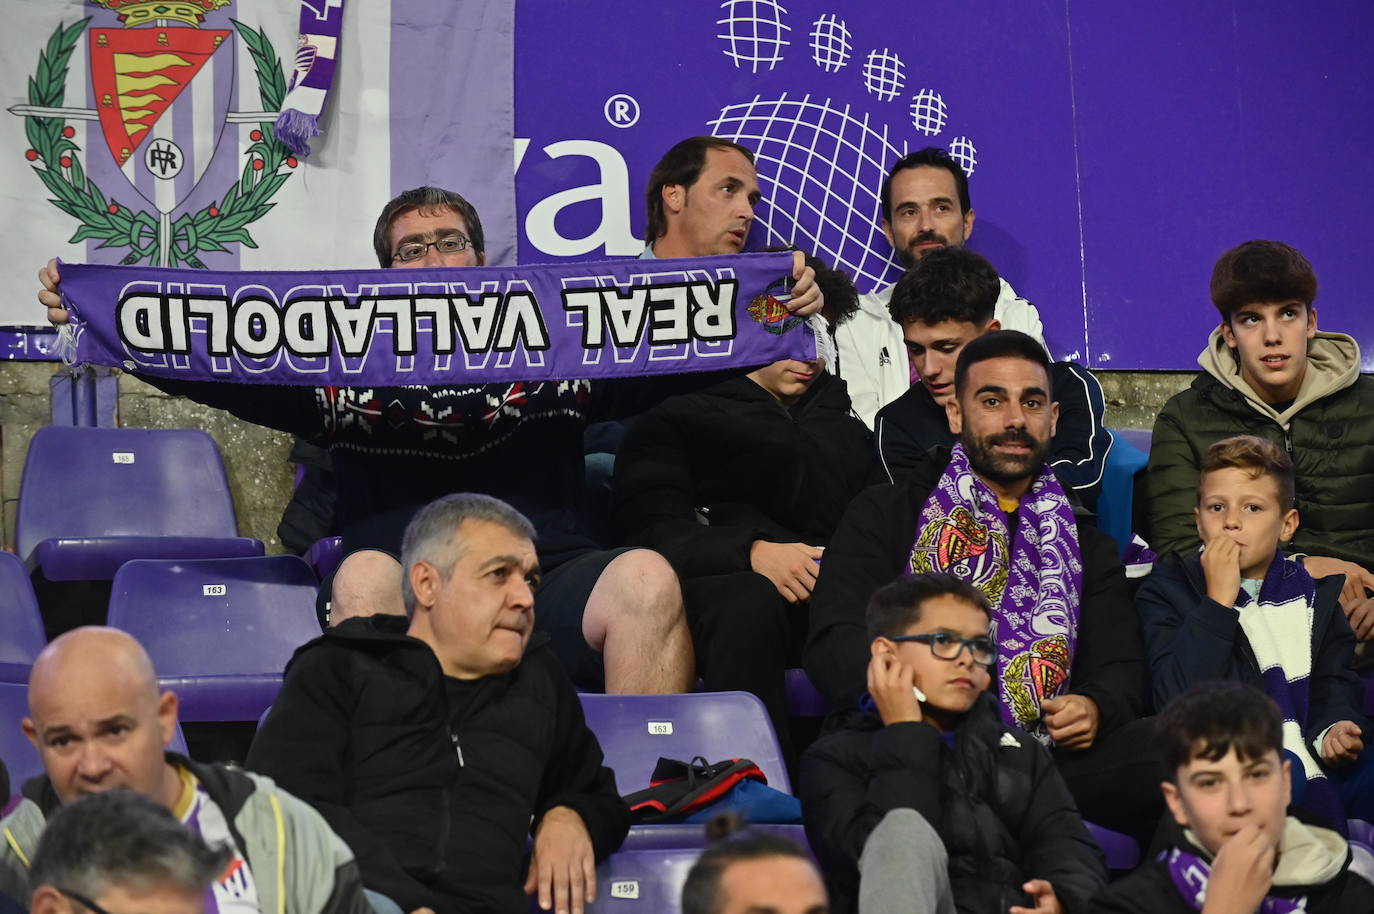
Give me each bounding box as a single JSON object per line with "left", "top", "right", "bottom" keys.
{"left": 802, "top": 574, "right": 1106, "bottom": 914}
{"left": 1093, "top": 682, "right": 1374, "bottom": 914}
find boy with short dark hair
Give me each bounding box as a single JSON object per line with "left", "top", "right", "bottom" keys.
{"left": 1093, "top": 682, "right": 1374, "bottom": 913}
{"left": 801, "top": 574, "right": 1106, "bottom": 914}
{"left": 1136, "top": 434, "right": 1374, "bottom": 823}
{"left": 871, "top": 247, "right": 1110, "bottom": 508}
{"left": 1148, "top": 240, "right": 1374, "bottom": 639}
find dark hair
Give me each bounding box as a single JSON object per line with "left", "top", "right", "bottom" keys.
{"left": 887, "top": 246, "right": 1000, "bottom": 327}
{"left": 953, "top": 329, "right": 1052, "bottom": 400}
{"left": 760, "top": 246, "right": 860, "bottom": 328}
{"left": 880, "top": 147, "right": 971, "bottom": 222}
{"left": 1155, "top": 682, "right": 1283, "bottom": 782}
{"left": 372, "top": 186, "right": 487, "bottom": 268}
{"left": 1210, "top": 240, "right": 1318, "bottom": 320}
{"left": 866, "top": 574, "right": 991, "bottom": 642}
{"left": 31, "top": 790, "right": 232, "bottom": 898}
{"left": 680, "top": 815, "right": 818, "bottom": 914}
{"left": 644, "top": 136, "right": 756, "bottom": 244}
{"left": 1198, "top": 434, "right": 1296, "bottom": 512}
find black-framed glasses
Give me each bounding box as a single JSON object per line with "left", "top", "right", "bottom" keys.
{"left": 391, "top": 234, "right": 472, "bottom": 263}
{"left": 57, "top": 887, "right": 118, "bottom": 914}
{"left": 889, "top": 632, "right": 996, "bottom": 666}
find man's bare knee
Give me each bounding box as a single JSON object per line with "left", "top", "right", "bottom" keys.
{"left": 329, "top": 549, "right": 405, "bottom": 626}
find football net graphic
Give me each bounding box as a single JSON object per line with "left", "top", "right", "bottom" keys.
{"left": 862, "top": 48, "right": 905, "bottom": 101}
{"left": 709, "top": 94, "right": 913, "bottom": 291}
{"left": 809, "top": 13, "right": 851, "bottom": 73}
{"left": 717, "top": 0, "right": 792, "bottom": 73}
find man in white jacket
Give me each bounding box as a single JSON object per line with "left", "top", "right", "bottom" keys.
{"left": 836, "top": 147, "right": 1044, "bottom": 428}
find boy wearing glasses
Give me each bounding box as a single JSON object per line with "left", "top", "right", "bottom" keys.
{"left": 801, "top": 574, "right": 1107, "bottom": 914}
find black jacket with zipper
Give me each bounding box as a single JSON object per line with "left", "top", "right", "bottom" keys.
{"left": 245, "top": 615, "right": 628, "bottom": 914}
{"left": 609, "top": 371, "right": 881, "bottom": 575}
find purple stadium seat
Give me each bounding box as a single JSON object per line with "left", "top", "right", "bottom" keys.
{"left": 1112, "top": 428, "right": 1153, "bottom": 455}
{"left": 107, "top": 556, "right": 320, "bottom": 722}
{"left": 0, "top": 681, "right": 188, "bottom": 789}
{"left": 16, "top": 427, "right": 264, "bottom": 581}
{"left": 785, "top": 668, "right": 833, "bottom": 718}
{"left": 0, "top": 552, "right": 46, "bottom": 667}
{"left": 579, "top": 692, "right": 803, "bottom": 851}
{"left": 1085, "top": 821, "right": 1140, "bottom": 870}
{"left": 306, "top": 536, "right": 345, "bottom": 580}
{"left": 573, "top": 847, "right": 700, "bottom": 914}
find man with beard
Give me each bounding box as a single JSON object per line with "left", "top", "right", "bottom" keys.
{"left": 804, "top": 330, "right": 1158, "bottom": 837}
{"left": 873, "top": 246, "right": 1110, "bottom": 508}
{"left": 837, "top": 148, "right": 1045, "bottom": 428}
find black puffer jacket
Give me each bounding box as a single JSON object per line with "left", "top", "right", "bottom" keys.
{"left": 609, "top": 372, "right": 880, "bottom": 574}
{"left": 801, "top": 692, "right": 1107, "bottom": 913}
{"left": 1147, "top": 329, "right": 1374, "bottom": 567}
{"left": 245, "top": 616, "right": 629, "bottom": 914}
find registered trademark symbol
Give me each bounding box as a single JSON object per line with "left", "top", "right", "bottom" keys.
{"left": 603, "top": 93, "right": 640, "bottom": 128}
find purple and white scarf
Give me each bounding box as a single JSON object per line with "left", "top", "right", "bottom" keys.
{"left": 273, "top": 0, "right": 347, "bottom": 156}
{"left": 56, "top": 252, "right": 815, "bottom": 387}
{"left": 1165, "top": 847, "right": 1305, "bottom": 913}
{"left": 908, "top": 443, "right": 1083, "bottom": 742}
{"left": 1233, "top": 550, "right": 1344, "bottom": 824}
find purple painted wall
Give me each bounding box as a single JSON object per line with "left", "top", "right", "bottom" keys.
{"left": 514, "top": 0, "right": 1374, "bottom": 370}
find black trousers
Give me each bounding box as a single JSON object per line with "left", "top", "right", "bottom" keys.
{"left": 1053, "top": 715, "right": 1164, "bottom": 845}
{"left": 682, "top": 571, "right": 807, "bottom": 773}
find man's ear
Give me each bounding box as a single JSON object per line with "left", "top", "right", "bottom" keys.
{"left": 1048, "top": 399, "right": 1060, "bottom": 439}
{"left": 881, "top": 219, "right": 895, "bottom": 249}
{"left": 476, "top": 251, "right": 487, "bottom": 266}
{"left": 662, "top": 183, "right": 685, "bottom": 217}
{"left": 157, "top": 690, "right": 179, "bottom": 747}
{"left": 870, "top": 637, "right": 895, "bottom": 659}
{"left": 1161, "top": 780, "right": 1189, "bottom": 829}
{"left": 984, "top": 318, "right": 1001, "bottom": 333}
{"left": 945, "top": 395, "right": 963, "bottom": 435}
{"left": 1194, "top": 506, "right": 1204, "bottom": 540}
{"left": 1305, "top": 305, "right": 1318, "bottom": 339}
{"left": 410, "top": 560, "right": 439, "bottom": 613}
{"left": 1281, "top": 756, "right": 1293, "bottom": 806}
{"left": 962, "top": 207, "right": 975, "bottom": 242}
{"left": 29, "top": 885, "right": 68, "bottom": 914}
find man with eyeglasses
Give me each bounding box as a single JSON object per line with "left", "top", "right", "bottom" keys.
{"left": 804, "top": 330, "right": 1160, "bottom": 842}
{"left": 0, "top": 627, "right": 373, "bottom": 914}
{"left": 40, "top": 184, "right": 791, "bottom": 696}
{"left": 25, "top": 790, "right": 230, "bottom": 914}
{"left": 800, "top": 573, "right": 1107, "bottom": 914}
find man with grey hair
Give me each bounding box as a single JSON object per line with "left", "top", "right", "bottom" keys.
{"left": 247, "top": 492, "right": 629, "bottom": 914}
{"left": 26, "top": 790, "right": 231, "bottom": 914}
{"left": 0, "top": 628, "right": 371, "bottom": 914}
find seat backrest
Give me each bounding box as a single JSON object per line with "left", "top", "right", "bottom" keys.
{"left": 0, "top": 682, "right": 189, "bottom": 789}
{"left": 579, "top": 692, "right": 791, "bottom": 795}
{"left": 0, "top": 553, "right": 46, "bottom": 664}
{"left": 16, "top": 427, "right": 239, "bottom": 560}
{"left": 107, "top": 556, "right": 320, "bottom": 677}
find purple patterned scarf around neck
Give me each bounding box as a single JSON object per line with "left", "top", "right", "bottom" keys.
{"left": 1165, "top": 847, "right": 1305, "bottom": 913}
{"left": 908, "top": 443, "right": 1083, "bottom": 743}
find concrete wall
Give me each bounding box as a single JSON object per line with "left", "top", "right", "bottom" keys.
{"left": 1, "top": 363, "right": 293, "bottom": 554}
{"left": 0, "top": 364, "right": 1198, "bottom": 555}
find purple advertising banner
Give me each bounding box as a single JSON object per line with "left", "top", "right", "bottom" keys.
{"left": 512, "top": 0, "right": 1374, "bottom": 370}
{"left": 59, "top": 252, "right": 817, "bottom": 385}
